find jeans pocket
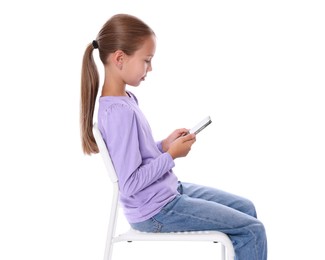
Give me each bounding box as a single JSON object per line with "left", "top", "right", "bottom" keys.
{"left": 130, "top": 217, "right": 163, "bottom": 233}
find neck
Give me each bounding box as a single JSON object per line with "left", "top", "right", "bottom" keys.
{"left": 101, "top": 81, "right": 127, "bottom": 97}
{"left": 101, "top": 88, "right": 128, "bottom": 97}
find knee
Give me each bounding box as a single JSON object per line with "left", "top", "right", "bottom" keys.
{"left": 253, "top": 220, "right": 267, "bottom": 246}
{"left": 232, "top": 220, "right": 267, "bottom": 253}
{"left": 256, "top": 220, "right": 266, "bottom": 237}
{"left": 241, "top": 198, "right": 257, "bottom": 218}
{"left": 244, "top": 219, "right": 267, "bottom": 243}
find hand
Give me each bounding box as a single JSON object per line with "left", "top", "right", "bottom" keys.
{"left": 167, "top": 133, "right": 196, "bottom": 159}
{"left": 161, "top": 128, "right": 189, "bottom": 152}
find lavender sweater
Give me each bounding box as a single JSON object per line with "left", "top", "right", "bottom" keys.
{"left": 97, "top": 92, "right": 178, "bottom": 223}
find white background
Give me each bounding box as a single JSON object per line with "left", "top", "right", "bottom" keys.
{"left": 1, "top": 0, "right": 324, "bottom": 259}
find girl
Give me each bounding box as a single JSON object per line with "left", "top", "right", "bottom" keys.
{"left": 80, "top": 14, "right": 267, "bottom": 260}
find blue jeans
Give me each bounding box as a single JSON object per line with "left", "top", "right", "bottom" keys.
{"left": 130, "top": 182, "right": 267, "bottom": 260}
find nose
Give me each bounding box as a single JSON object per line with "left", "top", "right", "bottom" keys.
{"left": 147, "top": 63, "right": 153, "bottom": 72}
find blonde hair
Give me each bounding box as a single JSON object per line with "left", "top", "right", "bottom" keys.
{"left": 80, "top": 14, "right": 155, "bottom": 154}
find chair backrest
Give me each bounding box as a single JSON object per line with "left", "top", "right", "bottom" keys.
{"left": 93, "top": 123, "right": 118, "bottom": 183}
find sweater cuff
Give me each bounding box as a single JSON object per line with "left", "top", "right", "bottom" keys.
{"left": 163, "top": 152, "right": 175, "bottom": 168}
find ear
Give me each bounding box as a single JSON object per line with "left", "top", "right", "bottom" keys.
{"left": 112, "top": 50, "right": 124, "bottom": 70}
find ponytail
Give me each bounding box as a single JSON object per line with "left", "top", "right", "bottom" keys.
{"left": 80, "top": 43, "right": 99, "bottom": 154}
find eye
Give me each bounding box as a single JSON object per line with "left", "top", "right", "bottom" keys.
{"left": 144, "top": 56, "right": 153, "bottom": 63}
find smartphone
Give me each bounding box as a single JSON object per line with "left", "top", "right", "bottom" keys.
{"left": 189, "top": 116, "right": 212, "bottom": 135}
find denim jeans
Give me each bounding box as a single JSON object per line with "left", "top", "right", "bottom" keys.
{"left": 130, "top": 182, "right": 267, "bottom": 260}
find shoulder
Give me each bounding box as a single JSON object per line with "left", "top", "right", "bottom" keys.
{"left": 99, "top": 97, "right": 134, "bottom": 114}
{"left": 100, "top": 103, "right": 135, "bottom": 123}
{"left": 98, "top": 102, "right": 136, "bottom": 137}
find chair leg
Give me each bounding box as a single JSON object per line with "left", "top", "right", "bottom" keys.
{"left": 103, "top": 240, "right": 113, "bottom": 260}
{"left": 221, "top": 244, "right": 225, "bottom": 260}
{"left": 104, "top": 185, "right": 119, "bottom": 260}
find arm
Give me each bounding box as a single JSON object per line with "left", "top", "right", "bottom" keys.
{"left": 100, "top": 104, "right": 175, "bottom": 196}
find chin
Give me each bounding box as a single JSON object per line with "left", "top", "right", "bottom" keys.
{"left": 128, "top": 79, "right": 143, "bottom": 87}
{"left": 134, "top": 81, "right": 142, "bottom": 86}
{"left": 129, "top": 83, "right": 140, "bottom": 87}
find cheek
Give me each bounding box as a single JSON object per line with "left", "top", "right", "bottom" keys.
{"left": 137, "top": 63, "right": 147, "bottom": 75}
{"left": 124, "top": 65, "right": 145, "bottom": 85}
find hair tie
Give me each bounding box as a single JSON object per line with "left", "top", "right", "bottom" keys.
{"left": 92, "top": 40, "right": 99, "bottom": 49}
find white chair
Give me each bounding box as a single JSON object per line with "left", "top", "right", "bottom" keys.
{"left": 92, "top": 123, "right": 235, "bottom": 260}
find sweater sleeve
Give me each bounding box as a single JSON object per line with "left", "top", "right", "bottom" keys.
{"left": 99, "top": 104, "right": 175, "bottom": 197}
{"left": 156, "top": 140, "right": 164, "bottom": 153}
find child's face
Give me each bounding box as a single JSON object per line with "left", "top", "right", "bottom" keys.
{"left": 122, "top": 35, "right": 156, "bottom": 87}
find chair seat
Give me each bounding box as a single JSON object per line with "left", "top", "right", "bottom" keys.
{"left": 114, "top": 228, "right": 232, "bottom": 243}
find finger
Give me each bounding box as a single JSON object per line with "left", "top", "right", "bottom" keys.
{"left": 178, "top": 128, "right": 189, "bottom": 137}
{"left": 179, "top": 128, "right": 189, "bottom": 134}
{"left": 183, "top": 133, "right": 196, "bottom": 141}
